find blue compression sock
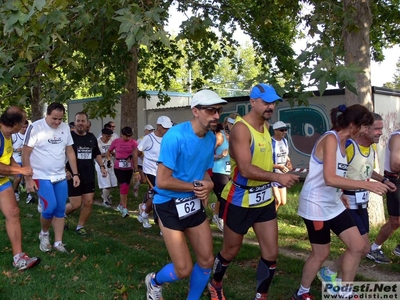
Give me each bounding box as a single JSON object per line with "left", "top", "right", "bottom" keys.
{"left": 153, "top": 263, "right": 179, "bottom": 285}
{"left": 187, "top": 263, "right": 211, "bottom": 300}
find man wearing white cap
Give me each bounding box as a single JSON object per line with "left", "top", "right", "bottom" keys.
{"left": 137, "top": 116, "right": 173, "bottom": 228}
{"left": 145, "top": 90, "right": 226, "bottom": 300}
{"left": 271, "top": 121, "right": 292, "bottom": 210}
{"left": 133, "top": 124, "right": 156, "bottom": 197}
{"left": 209, "top": 84, "right": 299, "bottom": 300}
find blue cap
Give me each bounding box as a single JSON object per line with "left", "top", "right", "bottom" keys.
{"left": 250, "top": 84, "right": 282, "bottom": 103}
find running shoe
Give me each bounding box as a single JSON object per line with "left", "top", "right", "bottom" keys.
{"left": 13, "top": 253, "right": 41, "bottom": 271}
{"left": 26, "top": 194, "right": 34, "bottom": 204}
{"left": 107, "top": 194, "right": 113, "bottom": 204}
{"left": 317, "top": 267, "right": 338, "bottom": 295}
{"left": 141, "top": 213, "right": 152, "bottom": 228}
{"left": 103, "top": 201, "right": 111, "bottom": 208}
{"left": 15, "top": 192, "right": 20, "bottom": 202}
{"left": 254, "top": 292, "right": 268, "bottom": 299}
{"left": 146, "top": 272, "right": 163, "bottom": 300}
{"left": 212, "top": 214, "right": 224, "bottom": 232}
{"left": 291, "top": 290, "right": 315, "bottom": 300}
{"left": 366, "top": 249, "right": 391, "bottom": 264}
{"left": 116, "top": 204, "right": 123, "bottom": 213}
{"left": 122, "top": 208, "right": 129, "bottom": 218}
{"left": 393, "top": 244, "right": 400, "bottom": 257}
{"left": 75, "top": 228, "right": 87, "bottom": 236}
{"left": 54, "top": 243, "right": 69, "bottom": 253}
{"left": 208, "top": 282, "right": 226, "bottom": 300}
{"left": 39, "top": 233, "right": 51, "bottom": 252}
{"left": 37, "top": 201, "right": 43, "bottom": 213}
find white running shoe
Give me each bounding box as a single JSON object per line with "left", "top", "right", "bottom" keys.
{"left": 116, "top": 204, "right": 123, "bottom": 213}
{"left": 212, "top": 214, "right": 224, "bottom": 232}
{"left": 15, "top": 192, "right": 20, "bottom": 201}
{"left": 54, "top": 243, "right": 69, "bottom": 254}
{"left": 26, "top": 194, "right": 34, "bottom": 204}
{"left": 141, "top": 213, "right": 152, "bottom": 228}
{"left": 39, "top": 233, "right": 51, "bottom": 252}
{"left": 37, "top": 201, "right": 43, "bottom": 213}
{"left": 145, "top": 272, "right": 163, "bottom": 300}
{"left": 13, "top": 253, "right": 40, "bottom": 270}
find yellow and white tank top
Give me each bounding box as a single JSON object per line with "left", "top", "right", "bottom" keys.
{"left": 221, "top": 116, "right": 274, "bottom": 208}
{"left": 0, "top": 130, "right": 13, "bottom": 185}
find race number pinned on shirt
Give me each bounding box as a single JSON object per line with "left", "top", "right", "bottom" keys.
{"left": 174, "top": 196, "right": 201, "bottom": 219}
{"left": 77, "top": 146, "right": 92, "bottom": 160}
{"left": 355, "top": 190, "right": 369, "bottom": 204}
{"left": 118, "top": 159, "right": 131, "bottom": 168}
{"left": 248, "top": 183, "right": 272, "bottom": 206}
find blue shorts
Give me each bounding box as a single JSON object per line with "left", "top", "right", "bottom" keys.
{"left": 35, "top": 179, "right": 68, "bottom": 219}
{"left": 348, "top": 208, "right": 369, "bottom": 235}
{"left": 0, "top": 181, "right": 12, "bottom": 192}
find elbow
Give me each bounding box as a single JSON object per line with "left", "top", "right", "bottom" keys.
{"left": 324, "top": 176, "right": 336, "bottom": 187}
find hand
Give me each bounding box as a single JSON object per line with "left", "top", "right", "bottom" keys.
{"left": 285, "top": 161, "right": 293, "bottom": 171}
{"left": 73, "top": 175, "right": 80, "bottom": 188}
{"left": 101, "top": 168, "right": 108, "bottom": 178}
{"left": 107, "top": 160, "right": 112, "bottom": 168}
{"left": 133, "top": 172, "right": 141, "bottom": 182}
{"left": 25, "top": 176, "right": 37, "bottom": 193}
{"left": 20, "top": 166, "right": 33, "bottom": 176}
{"left": 66, "top": 170, "right": 72, "bottom": 180}
{"left": 277, "top": 173, "right": 300, "bottom": 188}
{"left": 366, "top": 181, "right": 389, "bottom": 196}
{"left": 340, "top": 194, "right": 350, "bottom": 209}
{"left": 384, "top": 180, "right": 397, "bottom": 192}
{"left": 193, "top": 180, "right": 214, "bottom": 202}
{"left": 280, "top": 165, "right": 289, "bottom": 173}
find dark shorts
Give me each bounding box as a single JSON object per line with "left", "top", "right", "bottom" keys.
{"left": 348, "top": 208, "right": 369, "bottom": 235}
{"left": 68, "top": 180, "right": 95, "bottom": 197}
{"left": 222, "top": 200, "right": 276, "bottom": 235}
{"left": 145, "top": 173, "right": 156, "bottom": 187}
{"left": 212, "top": 173, "right": 230, "bottom": 202}
{"left": 114, "top": 168, "right": 133, "bottom": 185}
{"left": 154, "top": 200, "right": 207, "bottom": 231}
{"left": 303, "top": 209, "right": 356, "bottom": 245}
{"left": 387, "top": 178, "right": 400, "bottom": 216}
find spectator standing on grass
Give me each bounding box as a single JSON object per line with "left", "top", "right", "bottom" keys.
{"left": 316, "top": 112, "right": 396, "bottom": 288}
{"left": 367, "top": 121, "right": 400, "bottom": 263}
{"left": 208, "top": 83, "right": 299, "bottom": 300}
{"left": 64, "top": 112, "right": 107, "bottom": 236}
{"left": 12, "top": 119, "right": 34, "bottom": 204}
{"left": 211, "top": 113, "right": 239, "bottom": 232}
{"left": 23, "top": 102, "right": 80, "bottom": 254}
{"left": 133, "top": 124, "right": 155, "bottom": 198}
{"left": 106, "top": 126, "right": 140, "bottom": 218}
{"left": 96, "top": 128, "right": 118, "bottom": 207}
{"left": 271, "top": 121, "right": 293, "bottom": 210}
{"left": 145, "top": 90, "right": 226, "bottom": 300}
{"left": 0, "top": 106, "right": 40, "bottom": 270}
{"left": 137, "top": 116, "right": 173, "bottom": 229}
{"left": 293, "top": 105, "right": 389, "bottom": 299}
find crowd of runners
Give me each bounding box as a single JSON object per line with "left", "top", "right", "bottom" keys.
{"left": 0, "top": 83, "right": 399, "bottom": 299}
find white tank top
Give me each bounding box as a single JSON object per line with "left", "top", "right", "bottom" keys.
{"left": 384, "top": 131, "right": 400, "bottom": 172}
{"left": 298, "top": 130, "right": 347, "bottom": 221}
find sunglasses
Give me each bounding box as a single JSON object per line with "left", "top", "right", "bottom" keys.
{"left": 279, "top": 129, "right": 287, "bottom": 132}
{"left": 196, "top": 106, "right": 223, "bottom": 115}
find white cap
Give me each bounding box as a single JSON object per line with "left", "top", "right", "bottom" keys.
{"left": 190, "top": 90, "right": 227, "bottom": 108}
{"left": 144, "top": 124, "right": 154, "bottom": 131}
{"left": 273, "top": 121, "right": 289, "bottom": 130}
{"left": 157, "top": 116, "right": 173, "bottom": 128}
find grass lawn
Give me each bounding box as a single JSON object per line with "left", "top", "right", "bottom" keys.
{"left": 0, "top": 183, "right": 398, "bottom": 299}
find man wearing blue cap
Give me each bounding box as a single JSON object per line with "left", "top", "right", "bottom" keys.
{"left": 208, "top": 84, "right": 299, "bottom": 300}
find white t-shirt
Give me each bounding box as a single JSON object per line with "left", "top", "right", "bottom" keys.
{"left": 24, "top": 119, "right": 73, "bottom": 180}
{"left": 138, "top": 132, "right": 162, "bottom": 176}
{"left": 11, "top": 132, "right": 25, "bottom": 163}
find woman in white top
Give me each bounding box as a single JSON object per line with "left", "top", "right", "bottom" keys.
{"left": 293, "top": 104, "right": 389, "bottom": 300}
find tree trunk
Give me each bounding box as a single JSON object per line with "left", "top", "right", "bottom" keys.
{"left": 343, "top": 0, "right": 385, "bottom": 226}
{"left": 30, "top": 81, "right": 43, "bottom": 122}
{"left": 120, "top": 46, "right": 138, "bottom": 138}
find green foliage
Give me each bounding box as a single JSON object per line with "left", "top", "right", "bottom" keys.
{"left": 383, "top": 57, "right": 400, "bottom": 89}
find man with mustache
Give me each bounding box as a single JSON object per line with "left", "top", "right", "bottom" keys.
{"left": 208, "top": 83, "right": 299, "bottom": 300}
{"left": 145, "top": 90, "right": 227, "bottom": 300}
